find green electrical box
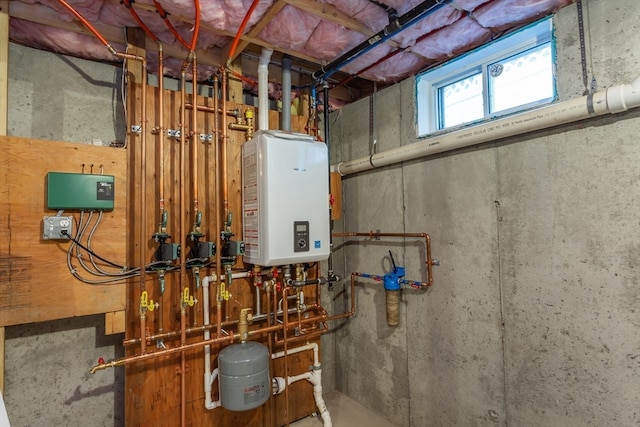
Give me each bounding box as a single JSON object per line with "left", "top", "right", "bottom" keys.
{"left": 47, "top": 172, "right": 115, "bottom": 211}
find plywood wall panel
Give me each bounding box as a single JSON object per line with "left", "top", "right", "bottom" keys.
{"left": 125, "top": 83, "right": 321, "bottom": 426}
{"left": 0, "top": 136, "right": 127, "bottom": 326}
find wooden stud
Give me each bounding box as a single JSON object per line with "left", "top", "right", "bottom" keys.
{"left": 1, "top": 0, "right": 10, "bottom": 395}
{"left": 227, "top": 59, "right": 244, "bottom": 105}
{"left": 105, "top": 311, "right": 126, "bottom": 335}
{"left": 330, "top": 172, "right": 343, "bottom": 220}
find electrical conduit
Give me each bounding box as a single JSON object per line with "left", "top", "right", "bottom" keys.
{"left": 335, "top": 74, "right": 640, "bottom": 176}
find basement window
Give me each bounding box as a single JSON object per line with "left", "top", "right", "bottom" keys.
{"left": 416, "top": 17, "right": 555, "bottom": 137}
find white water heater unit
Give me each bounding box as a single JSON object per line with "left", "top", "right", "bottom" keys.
{"left": 242, "top": 130, "right": 330, "bottom": 266}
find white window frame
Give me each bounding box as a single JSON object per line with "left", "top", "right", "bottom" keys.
{"left": 416, "top": 17, "right": 556, "bottom": 137}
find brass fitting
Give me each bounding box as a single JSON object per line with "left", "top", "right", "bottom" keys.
{"left": 295, "top": 263, "right": 304, "bottom": 281}
{"left": 238, "top": 308, "right": 253, "bottom": 342}
{"left": 228, "top": 109, "right": 254, "bottom": 140}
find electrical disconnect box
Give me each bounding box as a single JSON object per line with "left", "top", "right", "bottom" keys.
{"left": 47, "top": 172, "right": 115, "bottom": 211}
{"left": 42, "top": 215, "right": 73, "bottom": 240}
{"left": 242, "top": 130, "right": 330, "bottom": 266}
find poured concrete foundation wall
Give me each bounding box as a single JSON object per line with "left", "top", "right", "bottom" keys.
{"left": 328, "top": 1, "right": 640, "bottom": 426}
{"left": 5, "top": 44, "right": 125, "bottom": 427}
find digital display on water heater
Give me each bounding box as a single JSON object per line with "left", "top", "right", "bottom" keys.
{"left": 294, "top": 221, "right": 309, "bottom": 252}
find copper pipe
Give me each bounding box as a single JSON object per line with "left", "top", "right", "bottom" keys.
{"left": 190, "top": 56, "right": 200, "bottom": 331}
{"left": 221, "top": 67, "right": 231, "bottom": 324}
{"left": 156, "top": 44, "right": 165, "bottom": 337}
{"left": 122, "top": 304, "right": 313, "bottom": 347}
{"left": 91, "top": 324, "right": 283, "bottom": 373}
{"left": 114, "top": 50, "right": 149, "bottom": 355}
{"left": 157, "top": 45, "right": 166, "bottom": 217}
{"left": 282, "top": 285, "right": 290, "bottom": 427}
{"left": 139, "top": 314, "right": 147, "bottom": 355}
{"left": 332, "top": 231, "right": 434, "bottom": 287}
{"left": 266, "top": 284, "right": 276, "bottom": 427}
{"left": 191, "top": 55, "right": 199, "bottom": 220}
{"left": 179, "top": 66, "right": 190, "bottom": 427}
{"left": 221, "top": 68, "right": 229, "bottom": 228}
{"left": 213, "top": 74, "right": 223, "bottom": 339}
{"left": 184, "top": 103, "right": 240, "bottom": 116}
{"left": 181, "top": 310, "right": 186, "bottom": 427}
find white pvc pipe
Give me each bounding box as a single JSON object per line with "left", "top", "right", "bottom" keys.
{"left": 272, "top": 343, "right": 332, "bottom": 427}
{"left": 334, "top": 75, "right": 640, "bottom": 176}
{"left": 282, "top": 55, "right": 292, "bottom": 131}
{"left": 272, "top": 342, "right": 319, "bottom": 366}
{"left": 258, "top": 48, "right": 274, "bottom": 131}
{"left": 202, "top": 275, "right": 219, "bottom": 410}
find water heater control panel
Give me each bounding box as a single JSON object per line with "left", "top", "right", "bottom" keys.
{"left": 294, "top": 221, "right": 309, "bottom": 252}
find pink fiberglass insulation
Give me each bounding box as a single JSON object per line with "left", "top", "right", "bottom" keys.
{"left": 319, "top": 0, "right": 389, "bottom": 33}
{"left": 411, "top": 15, "right": 493, "bottom": 60}
{"left": 474, "top": 0, "right": 575, "bottom": 31}
{"left": 221, "top": 0, "right": 275, "bottom": 29}
{"left": 303, "top": 21, "right": 368, "bottom": 62}
{"left": 359, "top": 50, "right": 432, "bottom": 83}
{"left": 258, "top": 5, "right": 322, "bottom": 52}
{"left": 452, "top": 0, "right": 494, "bottom": 11}
{"left": 26, "top": 0, "right": 104, "bottom": 23}
{"left": 340, "top": 43, "right": 394, "bottom": 76}
{"left": 10, "top": 18, "right": 125, "bottom": 62}
{"left": 98, "top": 1, "right": 168, "bottom": 34}
{"left": 8, "top": 0, "right": 578, "bottom": 106}
{"left": 389, "top": 4, "right": 462, "bottom": 48}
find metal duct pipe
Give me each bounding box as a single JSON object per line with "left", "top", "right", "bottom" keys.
{"left": 258, "top": 48, "right": 273, "bottom": 131}
{"left": 334, "top": 74, "right": 640, "bottom": 176}
{"left": 282, "top": 55, "right": 292, "bottom": 131}
{"left": 312, "top": 0, "right": 452, "bottom": 82}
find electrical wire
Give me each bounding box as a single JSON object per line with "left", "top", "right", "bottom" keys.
{"left": 63, "top": 211, "right": 193, "bottom": 284}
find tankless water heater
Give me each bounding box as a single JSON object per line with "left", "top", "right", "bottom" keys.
{"left": 242, "top": 130, "right": 330, "bottom": 266}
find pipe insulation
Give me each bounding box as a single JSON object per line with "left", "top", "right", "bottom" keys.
{"left": 258, "top": 48, "right": 273, "bottom": 131}
{"left": 334, "top": 75, "right": 640, "bottom": 176}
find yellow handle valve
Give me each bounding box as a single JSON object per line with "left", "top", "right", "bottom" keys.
{"left": 219, "top": 282, "right": 231, "bottom": 301}
{"left": 140, "top": 291, "right": 157, "bottom": 312}
{"left": 182, "top": 288, "right": 196, "bottom": 307}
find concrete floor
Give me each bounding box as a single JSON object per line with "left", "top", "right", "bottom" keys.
{"left": 290, "top": 392, "right": 396, "bottom": 427}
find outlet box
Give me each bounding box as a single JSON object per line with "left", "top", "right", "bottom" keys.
{"left": 47, "top": 172, "right": 115, "bottom": 210}
{"left": 43, "top": 215, "right": 74, "bottom": 240}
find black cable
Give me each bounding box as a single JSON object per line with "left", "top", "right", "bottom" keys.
{"left": 61, "top": 230, "right": 126, "bottom": 269}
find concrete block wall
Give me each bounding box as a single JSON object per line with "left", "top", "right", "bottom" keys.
{"left": 327, "top": 1, "right": 640, "bottom": 426}
{"left": 6, "top": 44, "right": 125, "bottom": 427}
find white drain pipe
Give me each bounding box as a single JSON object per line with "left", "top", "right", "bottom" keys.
{"left": 258, "top": 48, "right": 273, "bottom": 131}
{"left": 272, "top": 343, "right": 332, "bottom": 427}
{"left": 334, "top": 75, "right": 640, "bottom": 176}
{"left": 202, "top": 275, "right": 220, "bottom": 410}
{"left": 202, "top": 272, "right": 251, "bottom": 410}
